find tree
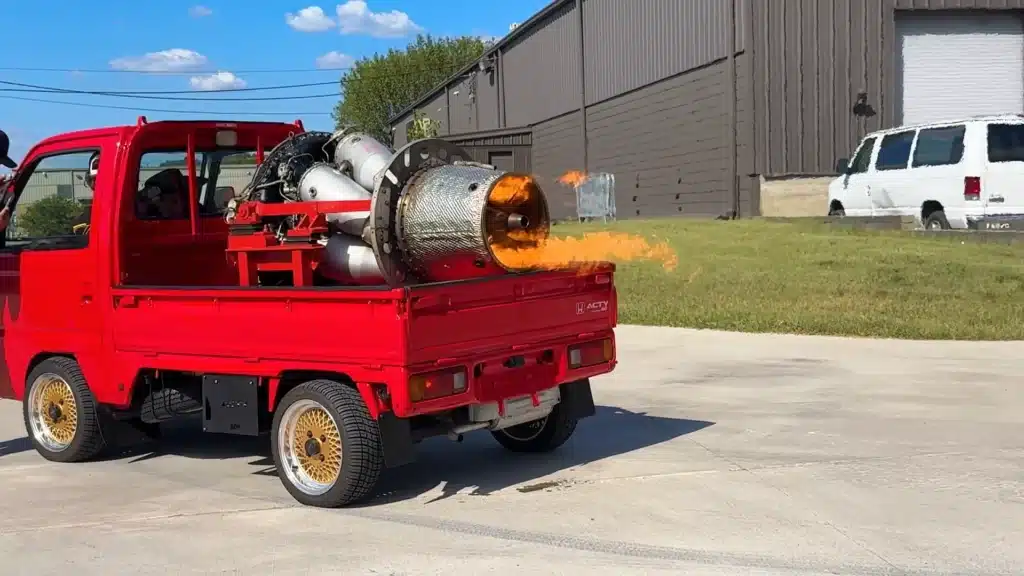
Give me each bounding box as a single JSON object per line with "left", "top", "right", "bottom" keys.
{"left": 407, "top": 110, "right": 440, "bottom": 140}
{"left": 17, "top": 195, "right": 83, "bottom": 237}
{"left": 332, "top": 34, "right": 487, "bottom": 146}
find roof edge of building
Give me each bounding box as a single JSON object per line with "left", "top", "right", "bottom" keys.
{"left": 387, "top": 0, "right": 573, "bottom": 125}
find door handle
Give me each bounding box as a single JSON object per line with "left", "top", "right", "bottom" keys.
{"left": 115, "top": 295, "right": 139, "bottom": 308}
{"left": 990, "top": 195, "right": 1005, "bottom": 203}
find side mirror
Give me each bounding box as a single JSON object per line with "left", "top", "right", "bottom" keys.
{"left": 834, "top": 157, "right": 850, "bottom": 175}
{"left": 0, "top": 129, "right": 18, "bottom": 171}
{"left": 214, "top": 186, "right": 235, "bottom": 210}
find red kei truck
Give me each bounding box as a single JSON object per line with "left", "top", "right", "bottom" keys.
{"left": 0, "top": 120, "right": 618, "bottom": 508}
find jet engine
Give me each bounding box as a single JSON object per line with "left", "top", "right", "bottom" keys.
{"left": 227, "top": 130, "right": 551, "bottom": 287}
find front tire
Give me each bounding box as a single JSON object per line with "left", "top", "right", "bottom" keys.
{"left": 491, "top": 403, "right": 578, "bottom": 453}
{"left": 271, "top": 379, "right": 383, "bottom": 508}
{"left": 23, "top": 357, "right": 107, "bottom": 463}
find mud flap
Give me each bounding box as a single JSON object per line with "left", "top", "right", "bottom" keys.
{"left": 377, "top": 412, "right": 416, "bottom": 468}
{"left": 559, "top": 379, "right": 596, "bottom": 420}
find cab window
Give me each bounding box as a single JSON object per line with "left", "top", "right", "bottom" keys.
{"left": 848, "top": 137, "right": 877, "bottom": 174}
{"left": 4, "top": 150, "right": 96, "bottom": 249}
{"left": 875, "top": 130, "right": 915, "bottom": 171}
{"left": 136, "top": 150, "right": 255, "bottom": 220}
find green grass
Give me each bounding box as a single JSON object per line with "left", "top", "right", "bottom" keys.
{"left": 554, "top": 218, "right": 1024, "bottom": 340}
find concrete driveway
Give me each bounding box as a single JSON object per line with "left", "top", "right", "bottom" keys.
{"left": 1, "top": 325, "right": 1021, "bottom": 575}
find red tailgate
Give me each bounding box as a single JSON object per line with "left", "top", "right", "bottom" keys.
{"left": 403, "top": 268, "right": 617, "bottom": 364}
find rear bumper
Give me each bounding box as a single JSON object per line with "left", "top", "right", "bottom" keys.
{"left": 966, "top": 213, "right": 1024, "bottom": 231}
{"left": 389, "top": 329, "right": 615, "bottom": 419}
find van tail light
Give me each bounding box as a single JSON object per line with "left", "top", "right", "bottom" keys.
{"left": 568, "top": 338, "right": 614, "bottom": 369}
{"left": 964, "top": 176, "right": 981, "bottom": 201}
{"left": 408, "top": 367, "right": 467, "bottom": 403}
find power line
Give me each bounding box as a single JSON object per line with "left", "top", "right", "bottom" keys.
{"left": 0, "top": 79, "right": 338, "bottom": 94}
{"left": 0, "top": 66, "right": 347, "bottom": 75}
{"left": 0, "top": 87, "right": 337, "bottom": 102}
{"left": 0, "top": 80, "right": 336, "bottom": 101}
{"left": 0, "top": 95, "right": 333, "bottom": 116}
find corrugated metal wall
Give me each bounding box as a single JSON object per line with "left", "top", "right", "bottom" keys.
{"left": 587, "top": 54, "right": 754, "bottom": 218}
{"left": 752, "top": 0, "right": 1024, "bottom": 176}
{"left": 582, "top": 0, "right": 746, "bottom": 105}
{"left": 502, "top": 2, "right": 581, "bottom": 127}
{"left": 532, "top": 112, "right": 585, "bottom": 219}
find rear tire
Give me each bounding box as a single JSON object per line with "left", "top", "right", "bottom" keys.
{"left": 23, "top": 357, "right": 107, "bottom": 463}
{"left": 491, "top": 403, "right": 578, "bottom": 453}
{"left": 271, "top": 379, "right": 383, "bottom": 508}
{"left": 828, "top": 204, "right": 846, "bottom": 217}
{"left": 925, "top": 210, "right": 950, "bottom": 230}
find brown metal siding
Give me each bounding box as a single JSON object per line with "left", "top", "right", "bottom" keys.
{"left": 422, "top": 92, "right": 449, "bottom": 135}
{"left": 582, "top": 0, "right": 746, "bottom": 105}
{"left": 448, "top": 83, "right": 476, "bottom": 134}
{"left": 752, "top": 0, "right": 1024, "bottom": 176}
{"left": 475, "top": 69, "right": 501, "bottom": 132}
{"left": 586, "top": 57, "right": 747, "bottom": 218}
{"left": 392, "top": 113, "right": 410, "bottom": 147}
{"left": 894, "top": 0, "right": 1024, "bottom": 7}
{"left": 502, "top": 2, "right": 581, "bottom": 127}
{"left": 532, "top": 111, "right": 585, "bottom": 219}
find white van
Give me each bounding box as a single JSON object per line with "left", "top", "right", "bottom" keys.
{"left": 828, "top": 115, "right": 1024, "bottom": 230}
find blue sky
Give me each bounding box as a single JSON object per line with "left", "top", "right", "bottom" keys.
{"left": 0, "top": 0, "right": 549, "bottom": 169}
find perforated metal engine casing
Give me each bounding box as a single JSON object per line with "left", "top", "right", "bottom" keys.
{"left": 397, "top": 163, "right": 506, "bottom": 275}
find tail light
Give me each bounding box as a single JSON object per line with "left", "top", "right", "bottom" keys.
{"left": 568, "top": 338, "right": 614, "bottom": 369}
{"left": 408, "top": 367, "right": 468, "bottom": 402}
{"left": 964, "top": 176, "right": 981, "bottom": 201}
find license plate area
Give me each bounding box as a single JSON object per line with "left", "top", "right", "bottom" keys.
{"left": 468, "top": 386, "right": 561, "bottom": 423}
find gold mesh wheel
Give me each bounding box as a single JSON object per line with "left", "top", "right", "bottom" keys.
{"left": 278, "top": 399, "right": 343, "bottom": 495}
{"left": 27, "top": 374, "right": 79, "bottom": 452}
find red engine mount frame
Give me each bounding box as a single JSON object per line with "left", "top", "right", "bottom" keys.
{"left": 226, "top": 199, "right": 372, "bottom": 287}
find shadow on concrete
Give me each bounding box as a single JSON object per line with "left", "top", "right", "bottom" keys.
{"left": 104, "top": 406, "right": 714, "bottom": 505}
{"left": 0, "top": 436, "right": 31, "bottom": 458}
{"left": 364, "top": 406, "right": 713, "bottom": 506}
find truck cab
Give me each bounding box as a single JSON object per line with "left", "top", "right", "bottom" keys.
{"left": 0, "top": 120, "right": 617, "bottom": 508}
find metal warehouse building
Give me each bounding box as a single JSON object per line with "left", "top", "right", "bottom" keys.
{"left": 389, "top": 0, "right": 1024, "bottom": 220}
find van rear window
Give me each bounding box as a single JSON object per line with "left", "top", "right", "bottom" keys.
{"left": 987, "top": 124, "right": 1024, "bottom": 163}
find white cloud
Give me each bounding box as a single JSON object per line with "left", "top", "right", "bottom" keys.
{"left": 315, "top": 51, "right": 355, "bottom": 69}
{"left": 286, "top": 6, "right": 336, "bottom": 32}
{"left": 335, "top": 1, "right": 422, "bottom": 38}
{"left": 189, "top": 71, "right": 247, "bottom": 91}
{"left": 189, "top": 5, "right": 213, "bottom": 17}
{"left": 109, "top": 49, "right": 208, "bottom": 72}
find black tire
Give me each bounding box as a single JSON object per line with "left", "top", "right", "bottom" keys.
{"left": 22, "top": 357, "right": 107, "bottom": 463}
{"left": 491, "top": 402, "right": 578, "bottom": 453}
{"left": 828, "top": 205, "right": 846, "bottom": 217}
{"left": 925, "top": 210, "right": 950, "bottom": 230}
{"left": 270, "top": 379, "right": 383, "bottom": 508}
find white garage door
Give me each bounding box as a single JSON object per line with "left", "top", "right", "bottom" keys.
{"left": 898, "top": 12, "right": 1024, "bottom": 125}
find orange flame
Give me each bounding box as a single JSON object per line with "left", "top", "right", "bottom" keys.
{"left": 484, "top": 171, "right": 677, "bottom": 274}
{"left": 491, "top": 231, "right": 678, "bottom": 273}
{"left": 557, "top": 170, "right": 587, "bottom": 187}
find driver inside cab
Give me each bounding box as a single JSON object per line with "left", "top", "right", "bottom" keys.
{"left": 71, "top": 152, "right": 100, "bottom": 235}
{"left": 136, "top": 168, "right": 198, "bottom": 220}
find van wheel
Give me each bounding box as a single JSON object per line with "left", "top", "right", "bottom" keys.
{"left": 491, "top": 404, "right": 578, "bottom": 453}
{"left": 23, "top": 357, "right": 107, "bottom": 463}
{"left": 925, "top": 210, "right": 950, "bottom": 230}
{"left": 828, "top": 205, "right": 845, "bottom": 217}
{"left": 271, "top": 379, "right": 383, "bottom": 508}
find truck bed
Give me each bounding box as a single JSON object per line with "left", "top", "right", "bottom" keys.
{"left": 108, "top": 268, "right": 616, "bottom": 392}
